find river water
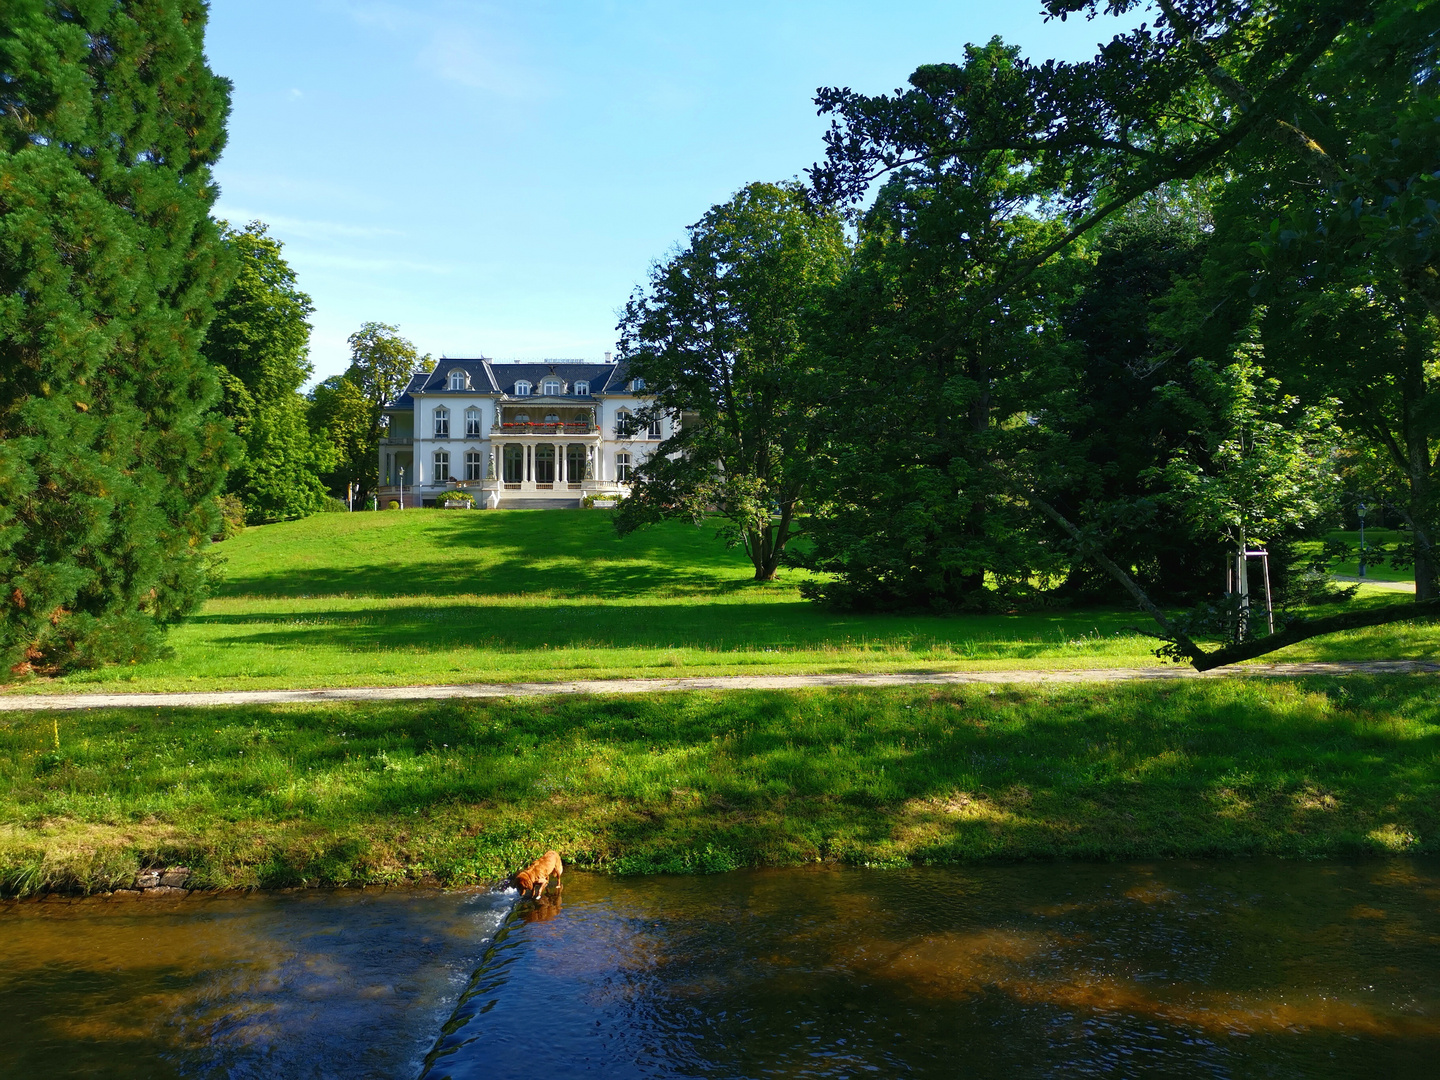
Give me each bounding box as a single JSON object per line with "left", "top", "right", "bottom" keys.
{"left": 2, "top": 860, "right": 1437, "bottom": 1078}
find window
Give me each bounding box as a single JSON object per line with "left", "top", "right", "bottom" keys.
{"left": 433, "top": 406, "right": 449, "bottom": 437}
{"left": 514, "top": 380, "right": 531, "bottom": 396}
{"left": 534, "top": 443, "right": 555, "bottom": 484}
{"left": 543, "top": 413, "right": 560, "bottom": 425}
{"left": 566, "top": 444, "right": 587, "bottom": 482}
{"left": 647, "top": 417, "right": 663, "bottom": 440}
{"left": 542, "top": 378, "right": 562, "bottom": 395}
{"left": 503, "top": 444, "right": 524, "bottom": 483}
{"left": 465, "top": 407, "right": 481, "bottom": 436}
{"left": 630, "top": 377, "right": 645, "bottom": 391}
{"left": 448, "top": 369, "right": 468, "bottom": 391}
{"left": 513, "top": 413, "right": 530, "bottom": 424}
{"left": 574, "top": 380, "right": 589, "bottom": 396}
{"left": 614, "top": 408, "right": 633, "bottom": 437}
{"left": 615, "top": 452, "right": 631, "bottom": 483}
{"left": 465, "top": 450, "right": 483, "bottom": 481}
{"left": 434, "top": 450, "right": 450, "bottom": 479}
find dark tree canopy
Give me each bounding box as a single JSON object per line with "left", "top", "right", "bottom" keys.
{"left": 0, "top": 0, "right": 235, "bottom": 673}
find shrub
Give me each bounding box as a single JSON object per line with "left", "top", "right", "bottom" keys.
{"left": 387, "top": 500, "right": 400, "bottom": 511}
{"left": 320, "top": 496, "right": 349, "bottom": 513}
{"left": 213, "top": 495, "right": 248, "bottom": 541}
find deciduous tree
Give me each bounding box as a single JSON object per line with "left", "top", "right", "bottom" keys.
{"left": 205, "top": 222, "right": 333, "bottom": 523}
{"left": 615, "top": 182, "right": 848, "bottom": 581}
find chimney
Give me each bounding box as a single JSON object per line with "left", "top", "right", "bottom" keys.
{"left": 604, "top": 350, "right": 613, "bottom": 363}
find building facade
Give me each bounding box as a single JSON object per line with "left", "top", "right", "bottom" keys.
{"left": 377, "top": 357, "right": 669, "bottom": 508}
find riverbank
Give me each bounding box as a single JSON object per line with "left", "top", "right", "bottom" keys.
{"left": 2, "top": 678, "right": 1436, "bottom": 895}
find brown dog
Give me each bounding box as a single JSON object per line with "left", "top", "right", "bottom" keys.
{"left": 511, "top": 850, "right": 563, "bottom": 898}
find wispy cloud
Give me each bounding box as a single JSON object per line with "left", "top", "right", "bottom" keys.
{"left": 213, "top": 208, "right": 407, "bottom": 242}
{"left": 291, "top": 251, "right": 462, "bottom": 275}
{"left": 338, "top": 1, "right": 549, "bottom": 98}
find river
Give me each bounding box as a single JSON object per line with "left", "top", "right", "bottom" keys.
{"left": 2, "top": 860, "right": 1437, "bottom": 1078}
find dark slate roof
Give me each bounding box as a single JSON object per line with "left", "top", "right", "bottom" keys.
{"left": 385, "top": 358, "right": 643, "bottom": 408}
{"left": 408, "top": 358, "right": 498, "bottom": 395}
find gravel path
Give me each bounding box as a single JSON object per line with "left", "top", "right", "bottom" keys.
{"left": 1, "top": 660, "right": 1435, "bottom": 712}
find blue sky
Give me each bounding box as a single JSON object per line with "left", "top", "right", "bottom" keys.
{"left": 205, "top": 1, "right": 1141, "bottom": 383}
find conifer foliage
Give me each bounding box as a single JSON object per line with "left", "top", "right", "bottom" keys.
{"left": 0, "top": 1, "right": 234, "bottom": 673}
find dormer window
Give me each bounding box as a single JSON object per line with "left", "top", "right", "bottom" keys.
{"left": 514, "top": 380, "right": 531, "bottom": 396}
{"left": 465, "top": 407, "right": 481, "bottom": 436}
{"left": 433, "top": 406, "right": 449, "bottom": 437}
{"left": 630, "top": 377, "right": 646, "bottom": 391}
{"left": 542, "top": 378, "right": 562, "bottom": 395}
{"left": 448, "top": 369, "right": 468, "bottom": 391}
{"left": 575, "top": 380, "right": 589, "bottom": 396}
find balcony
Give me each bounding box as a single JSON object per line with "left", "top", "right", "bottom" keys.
{"left": 379, "top": 436, "right": 414, "bottom": 446}
{"left": 491, "top": 421, "right": 595, "bottom": 436}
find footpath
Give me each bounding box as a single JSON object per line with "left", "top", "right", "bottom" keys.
{"left": 0, "top": 660, "right": 1435, "bottom": 712}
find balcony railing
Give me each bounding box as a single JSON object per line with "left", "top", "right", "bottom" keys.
{"left": 491, "top": 422, "right": 594, "bottom": 435}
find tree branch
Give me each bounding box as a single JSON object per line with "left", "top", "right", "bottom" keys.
{"left": 1191, "top": 599, "right": 1440, "bottom": 670}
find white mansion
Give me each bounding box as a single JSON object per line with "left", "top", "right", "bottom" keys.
{"left": 377, "top": 356, "right": 669, "bottom": 508}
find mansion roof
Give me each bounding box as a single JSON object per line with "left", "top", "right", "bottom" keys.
{"left": 388, "top": 359, "right": 637, "bottom": 409}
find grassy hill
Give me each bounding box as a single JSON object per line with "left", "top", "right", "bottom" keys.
{"left": 3, "top": 510, "right": 1436, "bottom": 894}
{"left": 5, "top": 509, "right": 1436, "bottom": 695}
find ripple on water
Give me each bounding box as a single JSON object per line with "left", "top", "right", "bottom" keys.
{"left": 1, "top": 860, "right": 1438, "bottom": 1079}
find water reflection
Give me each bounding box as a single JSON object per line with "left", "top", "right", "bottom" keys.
{"left": 2, "top": 861, "right": 1437, "bottom": 1079}
{"left": 0, "top": 887, "right": 511, "bottom": 1079}
{"left": 424, "top": 861, "right": 1440, "bottom": 1079}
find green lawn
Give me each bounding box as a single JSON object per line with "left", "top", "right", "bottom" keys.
{"left": 3, "top": 678, "right": 1435, "bottom": 894}
{"left": 5, "top": 510, "right": 1436, "bottom": 695}
{"left": 1304, "top": 527, "right": 1416, "bottom": 583}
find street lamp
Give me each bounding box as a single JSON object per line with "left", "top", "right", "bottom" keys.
{"left": 399, "top": 466, "right": 405, "bottom": 511}
{"left": 1357, "top": 501, "right": 1367, "bottom": 578}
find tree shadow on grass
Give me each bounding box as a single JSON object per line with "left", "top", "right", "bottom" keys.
{"left": 216, "top": 512, "right": 763, "bottom": 600}
{"left": 188, "top": 601, "right": 1142, "bottom": 658}
{"left": 213, "top": 681, "right": 1440, "bottom": 860}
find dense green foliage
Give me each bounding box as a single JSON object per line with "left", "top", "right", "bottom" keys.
{"left": 308, "top": 322, "right": 426, "bottom": 503}
{"left": 206, "top": 222, "right": 333, "bottom": 523}
{"left": 0, "top": 0, "right": 233, "bottom": 674}
{"left": 2, "top": 678, "right": 1435, "bottom": 893}
{"left": 616, "top": 183, "right": 848, "bottom": 580}
{"left": 785, "top": 0, "right": 1439, "bottom": 662}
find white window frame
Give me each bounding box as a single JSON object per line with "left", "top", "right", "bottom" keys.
{"left": 542, "top": 378, "right": 562, "bottom": 395}
{"left": 464, "top": 450, "right": 483, "bottom": 481}
{"left": 465, "top": 407, "right": 481, "bottom": 436}
{"left": 448, "top": 369, "right": 468, "bottom": 391}
{"left": 574, "top": 380, "right": 589, "bottom": 396}
{"left": 434, "top": 449, "right": 450, "bottom": 478}
{"left": 615, "top": 451, "right": 631, "bottom": 482}
{"left": 630, "top": 377, "right": 645, "bottom": 391}
{"left": 614, "top": 408, "right": 633, "bottom": 437}
{"left": 433, "top": 406, "right": 449, "bottom": 437}
{"left": 514, "top": 380, "right": 531, "bottom": 396}
{"left": 647, "top": 417, "right": 662, "bottom": 440}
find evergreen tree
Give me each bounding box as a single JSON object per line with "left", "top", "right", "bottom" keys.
{"left": 205, "top": 221, "right": 332, "bottom": 523}
{"left": 0, "top": 0, "right": 234, "bottom": 673}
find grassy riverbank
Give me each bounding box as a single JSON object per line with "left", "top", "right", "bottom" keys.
{"left": 2, "top": 678, "right": 1436, "bottom": 895}
{"left": 7, "top": 511, "right": 1437, "bottom": 695}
